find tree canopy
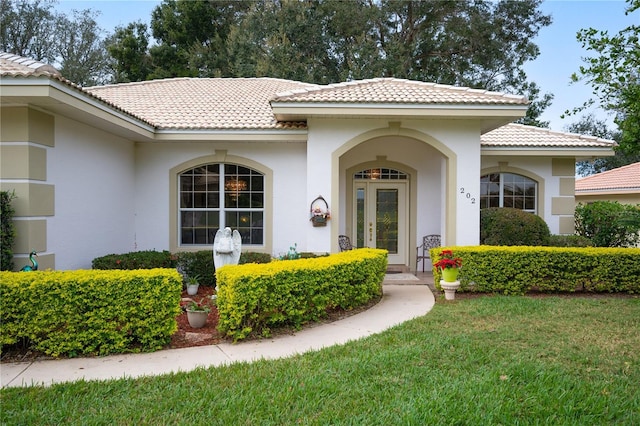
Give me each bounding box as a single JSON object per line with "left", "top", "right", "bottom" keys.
{"left": 570, "top": 0, "right": 640, "bottom": 156}
{"left": 2, "top": 0, "right": 554, "bottom": 124}
{"left": 0, "top": 0, "right": 110, "bottom": 86}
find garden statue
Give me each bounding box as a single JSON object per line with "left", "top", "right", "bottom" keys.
{"left": 213, "top": 227, "right": 241, "bottom": 269}
{"left": 20, "top": 250, "right": 38, "bottom": 271}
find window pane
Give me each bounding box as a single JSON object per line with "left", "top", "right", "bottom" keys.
{"left": 194, "top": 192, "right": 207, "bottom": 208}
{"left": 180, "top": 163, "right": 264, "bottom": 246}
{"left": 481, "top": 173, "right": 537, "bottom": 213}
{"left": 251, "top": 193, "right": 264, "bottom": 208}
{"left": 180, "top": 193, "right": 192, "bottom": 208}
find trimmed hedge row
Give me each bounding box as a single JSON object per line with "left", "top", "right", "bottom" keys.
{"left": 216, "top": 248, "right": 387, "bottom": 341}
{"left": 92, "top": 250, "right": 176, "bottom": 270}
{"left": 0, "top": 268, "right": 182, "bottom": 357}
{"left": 431, "top": 246, "right": 640, "bottom": 295}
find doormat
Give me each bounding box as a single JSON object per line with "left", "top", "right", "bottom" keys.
{"left": 384, "top": 273, "right": 419, "bottom": 281}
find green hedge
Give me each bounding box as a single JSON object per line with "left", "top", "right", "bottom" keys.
{"left": 216, "top": 248, "right": 387, "bottom": 341}
{"left": 175, "top": 250, "right": 216, "bottom": 286}
{"left": 431, "top": 246, "right": 640, "bottom": 295}
{"left": 92, "top": 250, "right": 176, "bottom": 270}
{"left": 0, "top": 268, "right": 182, "bottom": 357}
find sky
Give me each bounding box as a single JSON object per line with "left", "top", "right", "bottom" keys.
{"left": 53, "top": 0, "right": 637, "bottom": 132}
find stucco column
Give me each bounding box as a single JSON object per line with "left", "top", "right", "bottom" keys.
{"left": 452, "top": 139, "right": 481, "bottom": 246}
{"left": 305, "top": 123, "right": 337, "bottom": 254}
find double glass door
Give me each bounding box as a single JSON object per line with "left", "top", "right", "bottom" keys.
{"left": 354, "top": 182, "right": 407, "bottom": 265}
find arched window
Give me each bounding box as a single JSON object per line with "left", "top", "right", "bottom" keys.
{"left": 480, "top": 173, "right": 537, "bottom": 213}
{"left": 354, "top": 168, "right": 408, "bottom": 180}
{"left": 179, "top": 164, "right": 264, "bottom": 246}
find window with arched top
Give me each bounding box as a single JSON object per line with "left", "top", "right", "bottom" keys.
{"left": 179, "top": 163, "right": 264, "bottom": 246}
{"left": 354, "top": 168, "right": 408, "bottom": 180}
{"left": 480, "top": 172, "right": 537, "bottom": 213}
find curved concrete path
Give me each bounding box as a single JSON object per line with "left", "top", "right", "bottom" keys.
{"left": 1, "top": 284, "right": 435, "bottom": 388}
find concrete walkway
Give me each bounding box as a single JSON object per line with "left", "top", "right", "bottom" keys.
{"left": 1, "top": 283, "right": 435, "bottom": 388}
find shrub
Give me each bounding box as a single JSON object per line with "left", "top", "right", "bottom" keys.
{"left": 547, "top": 235, "right": 593, "bottom": 247}
{"left": 480, "top": 207, "right": 550, "bottom": 246}
{"left": 575, "top": 201, "right": 640, "bottom": 247}
{"left": 0, "top": 269, "right": 182, "bottom": 357}
{"left": 216, "top": 248, "right": 387, "bottom": 341}
{"left": 239, "top": 252, "right": 273, "bottom": 264}
{"left": 175, "top": 250, "right": 216, "bottom": 286}
{"left": 92, "top": 250, "right": 176, "bottom": 270}
{"left": 0, "top": 191, "right": 17, "bottom": 271}
{"left": 431, "top": 245, "right": 640, "bottom": 295}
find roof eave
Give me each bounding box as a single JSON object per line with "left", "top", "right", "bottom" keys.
{"left": 481, "top": 146, "right": 616, "bottom": 157}
{"left": 576, "top": 188, "right": 640, "bottom": 196}
{"left": 1, "top": 76, "right": 156, "bottom": 140}
{"left": 153, "top": 128, "right": 308, "bottom": 142}
{"left": 270, "top": 102, "right": 528, "bottom": 121}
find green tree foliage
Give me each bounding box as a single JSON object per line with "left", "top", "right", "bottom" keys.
{"left": 0, "top": 191, "right": 17, "bottom": 271}
{"left": 0, "top": 0, "right": 111, "bottom": 86}
{"left": 575, "top": 201, "right": 640, "bottom": 247}
{"left": 480, "top": 207, "right": 550, "bottom": 246}
{"left": 570, "top": 0, "right": 640, "bottom": 155}
{"left": 148, "top": 0, "right": 252, "bottom": 78}
{"left": 56, "top": 9, "right": 110, "bottom": 86}
{"left": 0, "top": 0, "right": 57, "bottom": 63}
{"left": 570, "top": 114, "right": 640, "bottom": 176}
{"left": 106, "top": 22, "right": 153, "bottom": 82}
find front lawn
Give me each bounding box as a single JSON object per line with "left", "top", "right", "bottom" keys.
{"left": 2, "top": 295, "right": 639, "bottom": 425}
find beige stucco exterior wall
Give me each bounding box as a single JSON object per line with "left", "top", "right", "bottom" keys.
{"left": 0, "top": 106, "right": 55, "bottom": 269}
{"left": 480, "top": 156, "right": 577, "bottom": 235}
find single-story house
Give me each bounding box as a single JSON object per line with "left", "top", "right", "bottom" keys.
{"left": 576, "top": 162, "right": 640, "bottom": 205}
{"left": 0, "top": 52, "right": 616, "bottom": 271}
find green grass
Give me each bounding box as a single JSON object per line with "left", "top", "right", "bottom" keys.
{"left": 2, "top": 295, "right": 639, "bottom": 425}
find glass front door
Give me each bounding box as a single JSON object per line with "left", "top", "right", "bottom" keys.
{"left": 354, "top": 182, "right": 407, "bottom": 264}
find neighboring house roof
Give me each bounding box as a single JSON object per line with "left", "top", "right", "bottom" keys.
{"left": 273, "top": 78, "right": 529, "bottom": 105}
{"left": 482, "top": 123, "right": 615, "bottom": 148}
{"left": 575, "top": 162, "right": 640, "bottom": 194}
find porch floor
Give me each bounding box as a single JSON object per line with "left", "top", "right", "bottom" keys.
{"left": 384, "top": 268, "right": 435, "bottom": 290}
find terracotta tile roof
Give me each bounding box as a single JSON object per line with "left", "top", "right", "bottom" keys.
{"left": 273, "top": 78, "right": 529, "bottom": 105}
{"left": 0, "top": 52, "right": 62, "bottom": 78}
{"left": 86, "top": 78, "right": 315, "bottom": 130}
{"left": 481, "top": 123, "right": 616, "bottom": 148}
{"left": 575, "top": 162, "right": 640, "bottom": 193}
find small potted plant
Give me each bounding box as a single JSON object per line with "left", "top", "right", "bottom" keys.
{"left": 185, "top": 297, "right": 211, "bottom": 328}
{"left": 434, "top": 249, "right": 462, "bottom": 281}
{"left": 186, "top": 275, "right": 200, "bottom": 296}
{"left": 434, "top": 249, "right": 462, "bottom": 300}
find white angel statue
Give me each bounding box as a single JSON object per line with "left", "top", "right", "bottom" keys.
{"left": 213, "top": 227, "right": 242, "bottom": 269}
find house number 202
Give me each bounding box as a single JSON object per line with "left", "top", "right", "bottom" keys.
{"left": 459, "top": 187, "right": 476, "bottom": 204}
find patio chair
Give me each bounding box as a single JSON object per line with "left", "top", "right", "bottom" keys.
{"left": 416, "top": 234, "right": 441, "bottom": 272}
{"left": 338, "top": 235, "right": 353, "bottom": 251}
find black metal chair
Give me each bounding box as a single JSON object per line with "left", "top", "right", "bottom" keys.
{"left": 338, "top": 235, "right": 353, "bottom": 251}
{"left": 416, "top": 234, "right": 441, "bottom": 272}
